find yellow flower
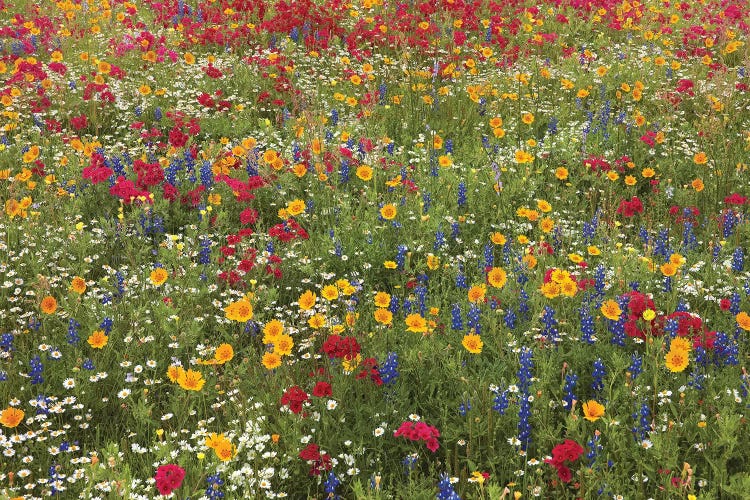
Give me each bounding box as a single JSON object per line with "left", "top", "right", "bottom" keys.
{"left": 468, "top": 285, "right": 486, "bottom": 303}
{"left": 374, "top": 291, "right": 391, "bottom": 308}
{"left": 298, "top": 290, "right": 317, "bottom": 311}
{"left": 693, "top": 152, "right": 708, "bottom": 165}
{"left": 665, "top": 348, "right": 689, "bottom": 372}
{"left": 214, "top": 343, "right": 234, "bottom": 364}
{"left": 321, "top": 284, "right": 339, "bottom": 301}
{"left": 224, "top": 299, "right": 253, "bottom": 322}
{"left": 384, "top": 261, "right": 397, "bottom": 269}
{"left": 286, "top": 199, "right": 306, "bottom": 216}
{"left": 308, "top": 314, "right": 326, "bottom": 329}
{"left": 669, "top": 337, "right": 692, "bottom": 353}
{"left": 587, "top": 245, "right": 601, "bottom": 256}
{"left": 540, "top": 281, "right": 560, "bottom": 299}
{"left": 356, "top": 165, "right": 373, "bottom": 181}
{"left": 487, "top": 267, "right": 507, "bottom": 288}
{"left": 582, "top": 400, "right": 605, "bottom": 422}
{"left": 438, "top": 155, "right": 453, "bottom": 167}
{"left": 177, "top": 368, "right": 205, "bottom": 391}
{"left": 490, "top": 232, "right": 506, "bottom": 245}
{"left": 70, "top": 276, "right": 87, "bottom": 295}
{"left": 150, "top": 268, "right": 168, "bottom": 286}
{"left": 521, "top": 112, "right": 534, "bottom": 124}
{"left": 559, "top": 279, "right": 578, "bottom": 297}
{"left": 166, "top": 365, "right": 184, "bottom": 383}
{"left": 263, "top": 320, "right": 284, "bottom": 343}
{"left": 735, "top": 312, "right": 750, "bottom": 331}
{"left": 536, "top": 199, "right": 552, "bottom": 213}
{"left": 273, "top": 334, "right": 294, "bottom": 356}
{"left": 462, "top": 332, "right": 483, "bottom": 354}
{"left": 660, "top": 262, "right": 677, "bottom": 277}
{"left": 380, "top": 204, "right": 397, "bottom": 220}
{"left": 405, "top": 313, "right": 428, "bottom": 333}
{"left": 642, "top": 309, "right": 656, "bottom": 321}
{"left": 555, "top": 167, "right": 569, "bottom": 180}
{"left": 262, "top": 352, "right": 282, "bottom": 370}
{"left": 374, "top": 308, "right": 393, "bottom": 325}
{"left": 427, "top": 254, "right": 440, "bottom": 270}
{"left": 600, "top": 300, "right": 622, "bottom": 321}
{"left": 87, "top": 330, "right": 108, "bottom": 349}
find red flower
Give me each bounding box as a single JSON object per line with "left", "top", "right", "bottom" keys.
{"left": 312, "top": 381, "right": 332, "bottom": 398}
{"left": 280, "top": 385, "right": 309, "bottom": 414}
{"left": 154, "top": 464, "right": 185, "bottom": 496}
{"left": 720, "top": 298, "right": 732, "bottom": 311}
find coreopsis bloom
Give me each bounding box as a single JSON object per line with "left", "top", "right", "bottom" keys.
{"left": 177, "top": 368, "right": 205, "bottom": 391}
{"left": 262, "top": 352, "right": 282, "bottom": 370}
{"left": 298, "top": 290, "right": 317, "bottom": 311}
{"left": 582, "top": 400, "right": 605, "bottom": 422}
{"left": 224, "top": 299, "right": 253, "bottom": 322}
{"left": 736, "top": 312, "right": 750, "bottom": 331}
{"left": 87, "top": 330, "right": 108, "bottom": 349}
{"left": 214, "top": 343, "right": 234, "bottom": 364}
{"left": 70, "top": 276, "right": 87, "bottom": 294}
{"left": 467, "top": 285, "right": 486, "bottom": 303}
{"left": 665, "top": 349, "right": 689, "bottom": 372}
{"left": 600, "top": 300, "right": 622, "bottom": 321}
{"left": 150, "top": 268, "right": 168, "bottom": 286}
{"left": 462, "top": 332, "right": 483, "bottom": 354}
{"left": 380, "top": 204, "right": 397, "bottom": 220}
{"left": 321, "top": 284, "right": 339, "bottom": 301}
{"left": 405, "top": 313, "right": 428, "bottom": 333}
{"left": 374, "top": 308, "right": 393, "bottom": 325}
{"left": 374, "top": 291, "right": 391, "bottom": 308}
{"left": 669, "top": 337, "right": 692, "bottom": 353}
{"left": 40, "top": 295, "right": 57, "bottom": 314}
{"left": 273, "top": 334, "right": 294, "bottom": 356}
{"left": 0, "top": 407, "right": 24, "bottom": 428}
{"left": 487, "top": 267, "right": 507, "bottom": 288}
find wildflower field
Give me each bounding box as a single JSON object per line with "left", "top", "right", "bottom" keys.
{"left": 1, "top": 0, "right": 750, "bottom": 498}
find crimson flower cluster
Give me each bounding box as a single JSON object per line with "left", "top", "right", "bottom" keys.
{"left": 544, "top": 439, "right": 584, "bottom": 483}
{"left": 616, "top": 196, "right": 644, "bottom": 217}
{"left": 298, "top": 443, "right": 332, "bottom": 476}
{"left": 154, "top": 464, "right": 185, "bottom": 496}
{"left": 321, "top": 335, "right": 361, "bottom": 360}
{"left": 393, "top": 421, "right": 440, "bottom": 452}
{"left": 280, "top": 385, "right": 309, "bottom": 415}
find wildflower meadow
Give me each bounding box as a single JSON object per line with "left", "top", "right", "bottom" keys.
{"left": 1, "top": 0, "right": 750, "bottom": 498}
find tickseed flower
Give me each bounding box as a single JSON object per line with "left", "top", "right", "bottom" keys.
{"left": 70, "top": 276, "right": 87, "bottom": 294}
{"left": 587, "top": 245, "right": 601, "bottom": 256}
{"left": 87, "top": 330, "right": 108, "bottom": 349}
{"left": 487, "top": 267, "right": 507, "bottom": 288}
{"left": 693, "top": 152, "right": 708, "bottom": 165}
{"left": 374, "top": 308, "right": 393, "bottom": 325}
{"left": 273, "top": 334, "right": 294, "bottom": 356}
{"left": 555, "top": 167, "right": 569, "bottom": 180}
{"left": 263, "top": 320, "right": 284, "bottom": 343}
{"left": 490, "top": 232, "right": 507, "bottom": 245}
{"left": 40, "top": 295, "right": 57, "bottom": 314}
{"left": 286, "top": 199, "right": 305, "bottom": 216}
{"left": 660, "top": 262, "right": 677, "bottom": 277}
{"left": 298, "top": 290, "right": 317, "bottom": 311}
{"left": 735, "top": 312, "right": 750, "bottom": 331}
{"left": 669, "top": 337, "right": 692, "bottom": 353}
{"left": 0, "top": 407, "right": 24, "bottom": 428}
{"left": 374, "top": 291, "right": 391, "bottom": 308}
{"left": 665, "top": 349, "right": 689, "bottom": 372}
{"left": 214, "top": 343, "right": 234, "bottom": 364}
{"left": 467, "top": 285, "right": 486, "bottom": 303}
{"left": 321, "top": 284, "right": 339, "bottom": 301}
{"left": 582, "top": 400, "right": 605, "bottom": 422}
{"left": 166, "top": 365, "right": 184, "bottom": 383}
{"left": 150, "top": 268, "right": 168, "bottom": 286}
{"left": 380, "top": 204, "right": 397, "bottom": 220}
{"left": 405, "top": 313, "right": 428, "bottom": 333}
{"left": 262, "top": 352, "right": 282, "bottom": 370}
{"left": 462, "top": 332, "right": 483, "bottom": 354}
{"left": 177, "top": 368, "right": 205, "bottom": 391}
{"left": 600, "top": 300, "right": 622, "bottom": 321}
{"left": 356, "top": 165, "right": 373, "bottom": 181}
{"left": 224, "top": 299, "right": 253, "bottom": 322}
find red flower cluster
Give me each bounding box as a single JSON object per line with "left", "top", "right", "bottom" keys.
{"left": 621, "top": 291, "right": 657, "bottom": 339}
{"left": 154, "top": 464, "right": 185, "bottom": 496}
{"left": 298, "top": 443, "right": 332, "bottom": 476}
{"left": 616, "top": 196, "right": 644, "bottom": 217}
{"left": 355, "top": 357, "right": 383, "bottom": 386}
{"left": 268, "top": 219, "right": 309, "bottom": 242}
{"left": 321, "top": 335, "right": 361, "bottom": 360}
{"left": 544, "top": 439, "right": 584, "bottom": 483}
{"left": 393, "top": 420, "right": 440, "bottom": 452}
{"left": 280, "top": 385, "right": 309, "bottom": 414}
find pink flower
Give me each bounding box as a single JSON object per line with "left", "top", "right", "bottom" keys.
{"left": 154, "top": 464, "right": 185, "bottom": 496}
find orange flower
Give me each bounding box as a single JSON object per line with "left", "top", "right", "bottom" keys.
{"left": 298, "top": 290, "right": 317, "bottom": 311}
{"left": 736, "top": 312, "right": 750, "bottom": 331}
{"left": 262, "top": 352, "right": 282, "bottom": 369}
{"left": 405, "top": 313, "right": 428, "bottom": 333}
{"left": 0, "top": 407, "right": 24, "bottom": 428}
{"left": 166, "top": 365, "right": 184, "bottom": 383}
{"left": 693, "top": 152, "right": 708, "bottom": 165}
{"left": 555, "top": 167, "right": 569, "bottom": 180}
{"left": 70, "top": 276, "right": 87, "bottom": 294}
{"left": 214, "top": 343, "right": 234, "bottom": 364}
{"left": 487, "top": 267, "right": 507, "bottom": 288}
{"left": 87, "top": 330, "right": 108, "bottom": 349}
{"left": 467, "top": 285, "right": 486, "bottom": 303}
{"left": 691, "top": 178, "right": 704, "bottom": 192}
{"left": 224, "top": 299, "right": 253, "bottom": 322}
{"left": 380, "top": 204, "right": 397, "bottom": 220}
{"left": 40, "top": 295, "right": 57, "bottom": 315}
{"left": 177, "top": 368, "right": 205, "bottom": 391}
{"left": 374, "top": 291, "right": 391, "bottom": 308}
{"left": 582, "top": 400, "right": 605, "bottom": 422}
{"left": 374, "top": 308, "right": 393, "bottom": 325}
{"left": 665, "top": 348, "right": 689, "bottom": 372}
{"left": 600, "top": 300, "right": 622, "bottom": 321}
{"left": 150, "top": 268, "right": 168, "bottom": 286}
{"left": 462, "top": 332, "right": 483, "bottom": 354}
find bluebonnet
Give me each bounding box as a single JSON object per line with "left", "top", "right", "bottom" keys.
{"left": 0, "top": 333, "right": 13, "bottom": 353}
{"left": 451, "top": 221, "right": 459, "bottom": 240}
{"left": 434, "top": 228, "right": 446, "bottom": 250}
{"left": 380, "top": 352, "right": 399, "bottom": 385}
{"left": 436, "top": 473, "right": 461, "bottom": 500}
{"left": 467, "top": 304, "right": 481, "bottom": 335}
{"left": 540, "top": 305, "right": 558, "bottom": 343}
{"left": 457, "top": 181, "right": 467, "bottom": 208}
{"left": 82, "top": 359, "right": 95, "bottom": 370}
{"left": 395, "top": 245, "right": 407, "bottom": 270}
{"left": 30, "top": 355, "right": 44, "bottom": 385}
{"left": 445, "top": 139, "right": 453, "bottom": 153}
{"left": 422, "top": 192, "right": 432, "bottom": 213}
{"left": 455, "top": 269, "right": 468, "bottom": 289}
{"left": 518, "top": 347, "right": 534, "bottom": 450}
{"left": 608, "top": 298, "right": 627, "bottom": 347}
{"left": 730, "top": 292, "right": 741, "bottom": 315}
{"left": 388, "top": 296, "right": 400, "bottom": 314}
{"left": 504, "top": 308, "right": 517, "bottom": 329}
{"left": 198, "top": 237, "right": 212, "bottom": 265}
{"left": 628, "top": 353, "right": 643, "bottom": 381}
{"left": 402, "top": 455, "right": 418, "bottom": 475}
{"left": 715, "top": 332, "right": 739, "bottom": 366}
{"left": 451, "top": 304, "right": 463, "bottom": 331}
{"left": 591, "top": 358, "right": 606, "bottom": 394}
{"left": 580, "top": 305, "right": 596, "bottom": 344}
{"left": 205, "top": 473, "right": 224, "bottom": 499}
{"left": 518, "top": 288, "right": 530, "bottom": 319}
{"left": 586, "top": 433, "right": 603, "bottom": 467}
{"left": 492, "top": 387, "right": 510, "bottom": 415}
{"left": 681, "top": 222, "right": 698, "bottom": 251}
{"left": 324, "top": 471, "right": 341, "bottom": 500}
{"left": 562, "top": 372, "right": 578, "bottom": 410}
{"left": 484, "top": 243, "right": 494, "bottom": 268}
{"left": 458, "top": 399, "right": 472, "bottom": 417}
{"left": 339, "top": 159, "right": 350, "bottom": 183}
{"left": 732, "top": 247, "right": 744, "bottom": 272}
{"left": 723, "top": 210, "right": 738, "bottom": 238}
{"left": 653, "top": 228, "right": 673, "bottom": 260}
{"left": 67, "top": 318, "right": 81, "bottom": 345}
{"left": 632, "top": 402, "right": 651, "bottom": 443}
